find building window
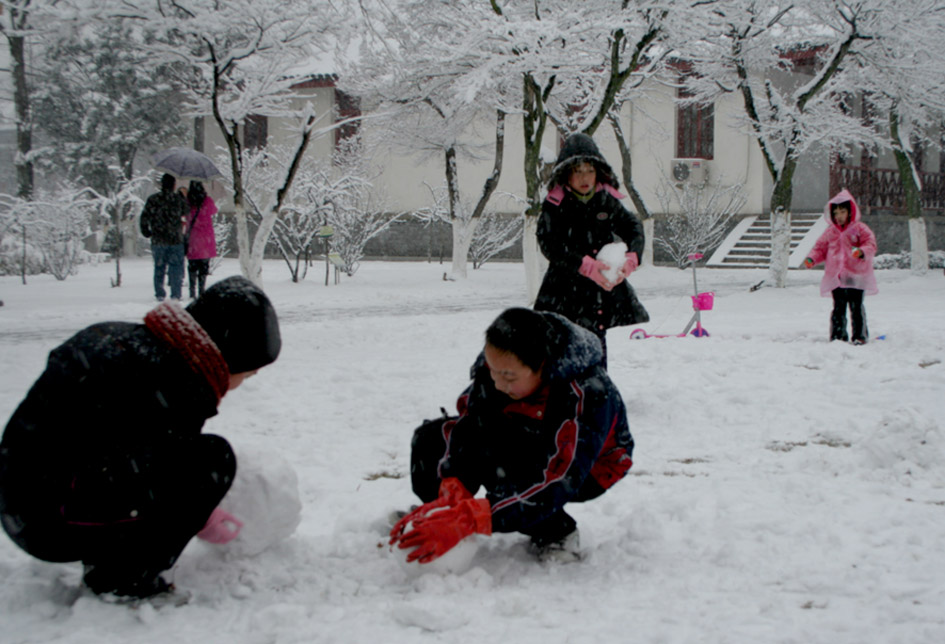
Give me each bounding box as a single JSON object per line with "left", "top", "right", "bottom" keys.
{"left": 334, "top": 89, "right": 361, "bottom": 150}
{"left": 676, "top": 85, "right": 714, "bottom": 159}
{"left": 244, "top": 114, "right": 268, "bottom": 150}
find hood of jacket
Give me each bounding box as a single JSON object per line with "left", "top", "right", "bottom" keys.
{"left": 824, "top": 189, "right": 861, "bottom": 228}
{"left": 549, "top": 133, "right": 619, "bottom": 190}
{"left": 469, "top": 311, "right": 603, "bottom": 383}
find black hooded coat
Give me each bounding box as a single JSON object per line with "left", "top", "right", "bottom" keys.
{"left": 0, "top": 276, "right": 280, "bottom": 593}
{"left": 534, "top": 133, "right": 649, "bottom": 332}
{"left": 413, "top": 312, "right": 634, "bottom": 536}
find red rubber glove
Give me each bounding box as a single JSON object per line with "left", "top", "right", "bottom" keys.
{"left": 397, "top": 498, "right": 492, "bottom": 563}
{"left": 851, "top": 247, "right": 864, "bottom": 259}
{"left": 197, "top": 508, "right": 243, "bottom": 544}
{"left": 579, "top": 255, "right": 613, "bottom": 290}
{"left": 622, "top": 252, "right": 639, "bottom": 276}
{"left": 389, "top": 477, "right": 471, "bottom": 544}
{"left": 803, "top": 257, "right": 815, "bottom": 269}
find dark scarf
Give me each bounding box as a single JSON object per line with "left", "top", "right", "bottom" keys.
{"left": 144, "top": 301, "right": 230, "bottom": 404}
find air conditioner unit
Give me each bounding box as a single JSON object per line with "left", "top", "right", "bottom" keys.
{"left": 671, "top": 158, "right": 709, "bottom": 185}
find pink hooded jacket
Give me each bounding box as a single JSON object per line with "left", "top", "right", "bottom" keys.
{"left": 807, "top": 189, "right": 878, "bottom": 297}
{"left": 185, "top": 196, "right": 218, "bottom": 260}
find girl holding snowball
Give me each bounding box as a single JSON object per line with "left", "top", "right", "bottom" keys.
{"left": 534, "top": 133, "right": 649, "bottom": 368}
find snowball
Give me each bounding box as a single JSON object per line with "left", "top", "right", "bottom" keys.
{"left": 596, "top": 241, "right": 628, "bottom": 282}
{"left": 393, "top": 511, "right": 480, "bottom": 576}
{"left": 216, "top": 448, "right": 302, "bottom": 558}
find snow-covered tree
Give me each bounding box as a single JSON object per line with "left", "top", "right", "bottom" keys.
{"left": 31, "top": 19, "right": 186, "bottom": 193}
{"left": 344, "top": 2, "right": 511, "bottom": 280}
{"left": 327, "top": 139, "right": 406, "bottom": 277}
{"left": 682, "top": 0, "right": 892, "bottom": 287}
{"left": 843, "top": 0, "right": 945, "bottom": 275}
{"left": 113, "top": 0, "right": 348, "bottom": 287}
{"left": 1, "top": 0, "right": 50, "bottom": 198}
{"left": 29, "top": 15, "right": 186, "bottom": 285}
{"left": 83, "top": 176, "right": 149, "bottom": 287}
{"left": 249, "top": 144, "right": 366, "bottom": 283}
{"left": 349, "top": 0, "right": 692, "bottom": 296}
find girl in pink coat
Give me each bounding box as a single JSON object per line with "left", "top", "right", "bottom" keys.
{"left": 184, "top": 180, "right": 218, "bottom": 299}
{"left": 803, "top": 189, "right": 878, "bottom": 344}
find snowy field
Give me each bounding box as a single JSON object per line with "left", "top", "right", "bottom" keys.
{"left": 1, "top": 257, "right": 944, "bottom": 644}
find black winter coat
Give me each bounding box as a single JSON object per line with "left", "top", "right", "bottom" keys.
{"left": 140, "top": 189, "right": 188, "bottom": 246}
{"left": 438, "top": 313, "right": 634, "bottom": 534}
{"left": 0, "top": 322, "right": 220, "bottom": 537}
{"left": 535, "top": 186, "right": 650, "bottom": 332}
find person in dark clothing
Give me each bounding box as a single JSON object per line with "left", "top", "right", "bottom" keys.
{"left": 390, "top": 308, "right": 634, "bottom": 565}
{"left": 140, "top": 173, "right": 189, "bottom": 301}
{"left": 0, "top": 276, "right": 282, "bottom": 599}
{"left": 534, "top": 133, "right": 649, "bottom": 368}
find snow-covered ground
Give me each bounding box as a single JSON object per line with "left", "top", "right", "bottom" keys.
{"left": 1, "top": 257, "right": 944, "bottom": 643}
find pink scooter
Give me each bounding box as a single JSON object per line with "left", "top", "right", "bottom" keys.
{"left": 630, "top": 253, "right": 714, "bottom": 339}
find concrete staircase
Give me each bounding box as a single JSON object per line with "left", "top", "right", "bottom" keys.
{"left": 707, "top": 212, "right": 825, "bottom": 269}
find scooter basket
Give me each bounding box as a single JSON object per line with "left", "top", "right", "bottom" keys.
{"left": 692, "top": 292, "right": 714, "bottom": 311}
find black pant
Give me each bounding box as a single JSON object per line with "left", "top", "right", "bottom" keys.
{"left": 830, "top": 287, "right": 868, "bottom": 342}
{"left": 1, "top": 434, "right": 235, "bottom": 595}
{"left": 188, "top": 259, "right": 210, "bottom": 298}
{"left": 410, "top": 417, "right": 604, "bottom": 545}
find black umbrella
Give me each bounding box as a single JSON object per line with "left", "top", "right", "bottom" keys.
{"left": 152, "top": 147, "right": 224, "bottom": 181}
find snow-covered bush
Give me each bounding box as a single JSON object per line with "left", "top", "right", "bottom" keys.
{"left": 873, "top": 250, "right": 945, "bottom": 270}
{"left": 0, "top": 235, "right": 45, "bottom": 277}
{"left": 0, "top": 188, "right": 95, "bottom": 280}
{"left": 655, "top": 179, "right": 747, "bottom": 268}
{"left": 470, "top": 209, "right": 524, "bottom": 269}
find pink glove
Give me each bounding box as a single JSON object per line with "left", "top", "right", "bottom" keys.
{"left": 579, "top": 255, "right": 613, "bottom": 290}
{"left": 396, "top": 498, "right": 492, "bottom": 563}
{"left": 197, "top": 508, "right": 243, "bottom": 544}
{"left": 389, "top": 477, "right": 472, "bottom": 544}
{"left": 622, "top": 252, "right": 639, "bottom": 276}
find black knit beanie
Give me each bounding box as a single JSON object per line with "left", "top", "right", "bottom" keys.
{"left": 186, "top": 276, "right": 282, "bottom": 374}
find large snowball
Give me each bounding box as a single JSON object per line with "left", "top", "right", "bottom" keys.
{"left": 596, "top": 241, "right": 628, "bottom": 282}
{"left": 393, "top": 513, "right": 480, "bottom": 576}
{"left": 216, "top": 448, "right": 302, "bottom": 558}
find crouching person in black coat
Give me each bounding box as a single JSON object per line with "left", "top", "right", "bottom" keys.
{"left": 390, "top": 307, "right": 634, "bottom": 565}
{"left": 0, "top": 276, "right": 281, "bottom": 599}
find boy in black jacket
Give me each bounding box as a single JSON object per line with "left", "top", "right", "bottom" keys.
{"left": 391, "top": 308, "right": 634, "bottom": 565}
{"left": 0, "top": 276, "right": 281, "bottom": 599}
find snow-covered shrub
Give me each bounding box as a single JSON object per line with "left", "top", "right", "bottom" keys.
{"left": 470, "top": 209, "right": 524, "bottom": 269}
{"left": 873, "top": 250, "right": 945, "bottom": 269}
{"left": 655, "top": 179, "right": 747, "bottom": 268}
{"left": 0, "top": 235, "right": 45, "bottom": 277}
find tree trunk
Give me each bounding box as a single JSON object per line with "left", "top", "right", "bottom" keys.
{"left": 9, "top": 27, "right": 33, "bottom": 199}
{"left": 767, "top": 157, "right": 797, "bottom": 287}
{"left": 522, "top": 216, "right": 545, "bottom": 305}
{"left": 450, "top": 218, "right": 478, "bottom": 279}
{"left": 522, "top": 74, "right": 552, "bottom": 303}
{"left": 641, "top": 218, "right": 655, "bottom": 267}
{"left": 890, "top": 108, "right": 929, "bottom": 275}
{"left": 610, "top": 113, "right": 653, "bottom": 265}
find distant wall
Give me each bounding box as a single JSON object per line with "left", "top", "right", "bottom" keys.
{"left": 217, "top": 211, "right": 944, "bottom": 265}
